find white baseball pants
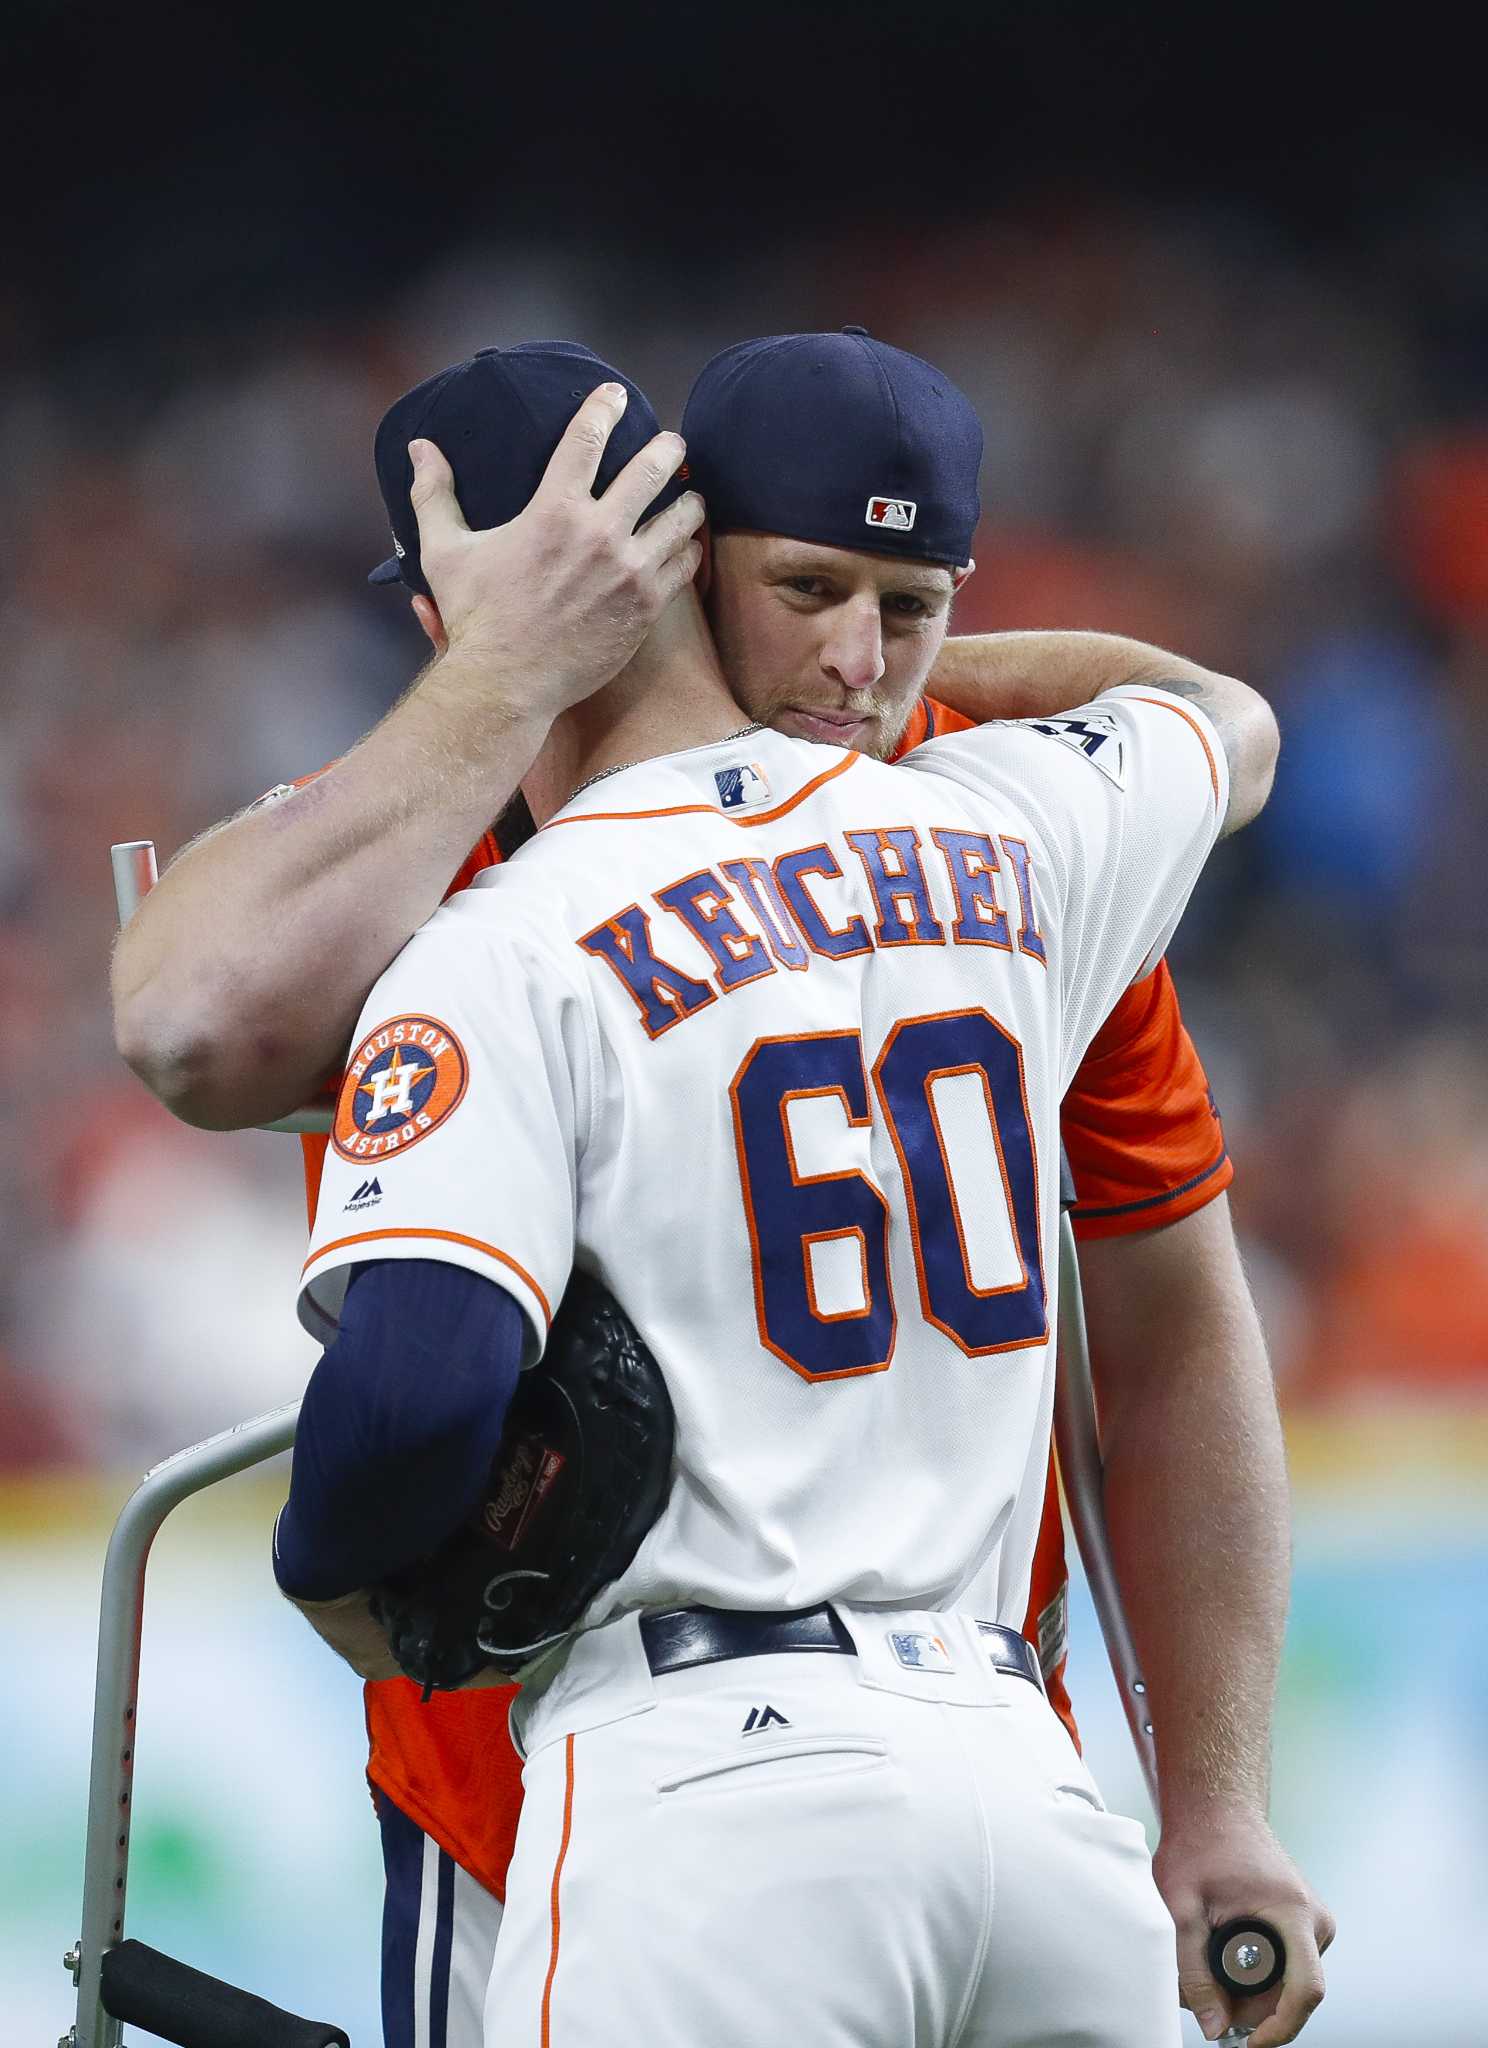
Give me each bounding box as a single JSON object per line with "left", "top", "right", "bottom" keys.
{"left": 485, "top": 1607, "right": 1181, "bottom": 2047}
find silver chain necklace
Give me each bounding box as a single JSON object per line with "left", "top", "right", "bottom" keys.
{"left": 567, "top": 724, "right": 766, "bottom": 804}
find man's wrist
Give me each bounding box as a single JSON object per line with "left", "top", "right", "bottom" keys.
{"left": 416, "top": 645, "right": 560, "bottom": 734}
{"left": 1156, "top": 1786, "right": 1273, "bottom": 1839}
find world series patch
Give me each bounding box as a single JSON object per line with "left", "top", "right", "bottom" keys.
{"left": 332, "top": 1014, "right": 469, "bottom": 1162}
{"left": 1016, "top": 712, "right": 1125, "bottom": 787}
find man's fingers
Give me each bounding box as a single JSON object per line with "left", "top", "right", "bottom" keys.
{"left": 1175, "top": 1956, "right": 1233, "bottom": 2043}
{"left": 407, "top": 438, "right": 469, "bottom": 540}
{"left": 1244, "top": 1952, "right": 1326, "bottom": 2048}
{"left": 540, "top": 382, "right": 629, "bottom": 497}
{"left": 603, "top": 427, "right": 692, "bottom": 529}
{"left": 636, "top": 488, "right": 707, "bottom": 570}
{"left": 653, "top": 536, "right": 704, "bottom": 609}
{"left": 1242, "top": 1909, "right": 1329, "bottom": 2048}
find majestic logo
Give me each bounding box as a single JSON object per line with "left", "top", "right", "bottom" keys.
{"left": 331, "top": 1015, "right": 469, "bottom": 1162}
{"left": 343, "top": 1176, "right": 384, "bottom": 1212}
{"left": 866, "top": 495, "right": 917, "bottom": 531}
{"left": 741, "top": 1705, "right": 791, "bottom": 1735}
{"left": 888, "top": 1630, "right": 954, "bottom": 1673}
{"left": 715, "top": 762, "right": 771, "bottom": 811}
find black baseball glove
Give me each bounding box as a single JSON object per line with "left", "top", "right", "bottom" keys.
{"left": 369, "top": 1268, "right": 674, "bottom": 1693}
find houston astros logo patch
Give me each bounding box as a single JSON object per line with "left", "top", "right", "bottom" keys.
{"left": 332, "top": 1015, "right": 469, "bottom": 1162}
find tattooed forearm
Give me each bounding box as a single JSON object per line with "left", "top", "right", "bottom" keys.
{"left": 1124, "top": 670, "right": 1278, "bottom": 837}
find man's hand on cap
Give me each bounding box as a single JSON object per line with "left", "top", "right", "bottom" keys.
{"left": 407, "top": 384, "right": 705, "bottom": 718}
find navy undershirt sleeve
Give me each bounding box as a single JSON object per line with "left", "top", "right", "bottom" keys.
{"left": 273, "top": 1258, "right": 525, "bottom": 1601}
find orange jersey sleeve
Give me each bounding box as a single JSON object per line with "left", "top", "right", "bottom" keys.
{"left": 1061, "top": 959, "right": 1231, "bottom": 1240}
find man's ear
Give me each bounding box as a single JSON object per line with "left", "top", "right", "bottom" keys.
{"left": 410, "top": 594, "right": 448, "bottom": 655}
{"left": 951, "top": 557, "right": 976, "bottom": 594}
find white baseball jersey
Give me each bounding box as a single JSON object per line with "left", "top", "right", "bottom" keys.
{"left": 300, "top": 686, "right": 1226, "bottom": 1635}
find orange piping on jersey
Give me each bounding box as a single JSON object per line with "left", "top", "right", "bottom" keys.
{"left": 728, "top": 1033, "right": 896, "bottom": 1383}
{"left": 541, "top": 1734, "right": 576, "bottom": 2048}
{"left": 654, "top": 863, "right": 778, "bottom": 990}
{"left": 842, "top": 825, "right": 948, "bottom": 948}
{"left": 922, "top": 1060, "right": 1034, "bottom": 1303}
{"left": 996, "top": 835, "right": 1047, "bottom": 968}
{"left": 303, "top": 1228, "right": 553, "bottom": 1327}
{"left": 771, "top": 845, "right": 873, "bottom": 959}
{"left": 871, "top": 1007, "right": 1048, "bottom": 1360}
{"left": 1126, "top": 693, "right": 1221, "bottom": 806}
{"left": 802, "top": 1225, "right": 873, "bottom": 1326}
{"left": 541, "top": 749, "right": 861, "bottom": 830}
{"left": 929, "top": 827, "right": 1013, "bottom": 951}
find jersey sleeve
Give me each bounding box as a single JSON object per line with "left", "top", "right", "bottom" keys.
{"left": 892, "top": 694, "right": 976, "bottom": 757}
{"left": 296, "top": 816, "right": 507, "bottom": 1234}
{"left": 297, "top": 891, "right": 594, "bottom": 1362}
{"left": 1060, "top": 959, "right": 1233, "bottom": 1241}
{"left": 905, "top": 685, "right": 1229, "bottom": 1089}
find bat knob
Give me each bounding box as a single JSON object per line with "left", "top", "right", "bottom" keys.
{"left": 1208, "top": 1916, "right": 1286, "bottom": 1996}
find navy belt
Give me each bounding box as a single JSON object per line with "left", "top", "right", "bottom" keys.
{"left": 638, "top": 1604, "right": 1043, "bottom": 1691}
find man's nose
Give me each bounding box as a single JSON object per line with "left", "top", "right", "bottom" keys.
{"left": 820, "top": 602, "right": 885, "bottom": 693}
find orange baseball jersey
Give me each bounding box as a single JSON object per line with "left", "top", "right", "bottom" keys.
{"left": 294, "top": 697, "right": 1231, "bottom": 1901}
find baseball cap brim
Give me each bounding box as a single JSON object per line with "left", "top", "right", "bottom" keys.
{"left": 368, "top": 556, "right": 404, "bottom": 586}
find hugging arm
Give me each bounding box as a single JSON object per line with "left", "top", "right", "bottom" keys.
{"left": 928, "top": 629, "right": 1278, "bottom": 833}
{"left": 112, "top": 391, "right": 701, "bottom": 1129}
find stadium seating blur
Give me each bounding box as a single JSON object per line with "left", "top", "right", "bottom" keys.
{"left": 3, "top": 199, "right": 1485, "bottom": 1462}
{"left": 5, "top": 34, "right": 1488, "bottom": 2015}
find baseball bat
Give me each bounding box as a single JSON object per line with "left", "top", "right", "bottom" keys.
{"left": 100, "top": 1939, "right": 349, "bottom": 2048}
{"left": 109, "top": 840, "right": 332, "bottom": 1134}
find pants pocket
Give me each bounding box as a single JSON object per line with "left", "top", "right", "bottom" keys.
{"left": 657, "top": 1734, "right": 889, "bottom": 1797}
{"left": 1053, "top": 1776, "right": 1107, "bottom": 1812}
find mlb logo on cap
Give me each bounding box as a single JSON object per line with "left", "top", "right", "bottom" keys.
{"left": 867, "top": 495, "right": 917, "bottom": 531}
{"left": 683, "top": 329, "right": 980, "bottom": 566}
{"left": 715, "top": 763, "right": 772, "bottom": 811}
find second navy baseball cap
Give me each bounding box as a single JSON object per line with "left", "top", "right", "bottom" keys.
{"left": 681, "top": 327, "right": 982, "bottom": 568}
{"left": 369, "top": 341, "right": 687, "bottom": 597}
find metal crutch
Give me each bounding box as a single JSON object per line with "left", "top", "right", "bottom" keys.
{"left": 1054, "top": 1174, "right": 1286, "bottom": 2043}
{"left": 61, "top": 847, "right": 346, "bottom": 2047}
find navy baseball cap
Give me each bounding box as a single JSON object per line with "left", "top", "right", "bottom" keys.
{"left": 368, "top": 341, "right": 687, "bottom": 597}
{"left": 680, "top": 327, "right": 982, "bottom": 568}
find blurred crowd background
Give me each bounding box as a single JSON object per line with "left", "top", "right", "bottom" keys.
{"left": 6, "top": 183, "right": 1488, "bottom": 1462}
{"left": 4, "top": 3, "right": 1486, "bottom": 2039}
